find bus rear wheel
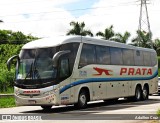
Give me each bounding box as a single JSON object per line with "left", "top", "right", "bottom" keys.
{"left": 41, "top": 105, "right": 52, "bottom": 110}
{"left": 75, "top": 90, "right": 88, "bottom": 109}
{"left": 142, "top": 85, "right": 149, "bottom": 100}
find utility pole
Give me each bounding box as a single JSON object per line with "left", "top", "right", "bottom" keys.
{"left": 138, "top": 0, "right": 153, "bottom": 48}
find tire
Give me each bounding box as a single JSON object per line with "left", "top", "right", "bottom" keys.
{"left": 41, "top": 105, "right": 52, "bottom": 110}
{"left": 142, "top": 86, "right": 149, "bottom": 100}
{"left": 75, "top": 90, "right": 88, "bottom": 109}
{"left": 134, "top": 86, "right": 142, "bottom": 101}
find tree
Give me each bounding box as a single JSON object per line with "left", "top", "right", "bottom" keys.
{"left": 96, "top": 25, "right": 114, "bottom": 40}
{"left": 0, "top": 30, "right": 39, "bottom": 44}
{"left": 0, "top": 30, "right": 11, "bottom": 44}
{"left": 66, "top": 21, "right": 93, "bottom": 37}
{"left": 153, "top": 38, "right": 160, "bottom": 55}
{"left": 112, "top": 31, "right": 131, "bottom": 44}
{"left": 130, "top": 30, "right": 152, "bottom": 48}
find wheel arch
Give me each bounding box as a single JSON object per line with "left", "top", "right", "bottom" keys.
{"left": 136, "top": 83, "right": 142, "bottom": 90}
{"left": 143, "top": 83, "right": 149, "bottom": 93}
{"left": 76, "top": 86, "right": 91, "bottom": 103}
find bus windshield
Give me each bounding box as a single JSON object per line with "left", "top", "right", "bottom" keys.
{"left": 14, "top": 43, "right": 79, "bottom": 89}
{"left": 17, "top": 48, "right": 57, "bottom": 80}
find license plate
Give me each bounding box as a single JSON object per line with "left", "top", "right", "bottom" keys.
{"left": 28, "top": 100, "right": 36, "bottom": 104}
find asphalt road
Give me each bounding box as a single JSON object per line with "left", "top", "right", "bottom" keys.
{"left": 0, "top": 95, "right": 160, "bottom": 123}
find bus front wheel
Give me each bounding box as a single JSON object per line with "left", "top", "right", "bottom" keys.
{"left": 142, "top": 85, "right": 149, "bottom": 100}
{"left": 75, "top": 90, "right": 88, "bottom": 109}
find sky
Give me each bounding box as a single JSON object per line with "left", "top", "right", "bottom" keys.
{"left": 0, "top": 0, "right": 160, "bottom": 42}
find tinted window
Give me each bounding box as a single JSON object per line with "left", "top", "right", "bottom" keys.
{"left": 79, "top": 44, "right": 96, "bottom": 68}
{"left": 143, "top": 51, "right": 151, "bottom": 66}
{"left": 60, "top": 43, "right": 79, "bottom": 73}
{"left": 122, "top": 49, "right": 134, "bottom": 65}
{"left": 110, "top": 47, "right": 123, "bottom": 65}
{"left": 151, "top": 52, "right": 157, "bottom": 66}
{"left": 134, "top": 50, "right": 144, "bottom": 66}
{"left": 37, "top": 48, "right": 54, "bottom": 59}
{"left": 96, "top": 45, "right": 110, "bottom": 64}
{"left": 20, "top": 49, "right": 36, "bottom": 59}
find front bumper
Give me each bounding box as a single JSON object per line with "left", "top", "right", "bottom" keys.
{"left": 15, "top": 94, "right": 58, "bottom": 106}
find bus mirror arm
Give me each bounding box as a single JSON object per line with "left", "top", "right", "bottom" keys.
{"left": 52, "top": 50, "right": 70, "bottom": 67}
{"left": 7, "top": 55, "right": 20, "bottom": 71}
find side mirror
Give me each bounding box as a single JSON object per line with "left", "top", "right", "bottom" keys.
{"left": 7, "top": 55, "right": 20, "bottom": 71}
{"left": 52, "top": 50, "right": 70, "bottom": 67}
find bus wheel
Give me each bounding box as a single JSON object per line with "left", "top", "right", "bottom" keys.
{"left": 41, "top": 105, "right": 52, "bottom": 110}
{"left": 75, "top": 90, "right": 88, "bottom": 109}
{"left": 134, "top": 86, "right": 142, "bottom": 101}
{"left": 142, "top": 86, "right": 149, "bottom": 100}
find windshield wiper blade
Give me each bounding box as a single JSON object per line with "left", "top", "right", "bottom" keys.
{"left": 32, "top": 57, "right": 41, "bottom": 79}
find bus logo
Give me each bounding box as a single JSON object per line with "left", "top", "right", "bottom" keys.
{"left": 93, "top": 67, "right": 113, "bottom": 76}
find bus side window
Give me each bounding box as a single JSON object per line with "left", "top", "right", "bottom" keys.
{"left": 96, "top": 45, "right": 110, "bottom": 65}
{"left": 151, "top": 52, "right": 157, "bottom": 66}
{"left": 122, "top": 49, "right": 134, "bottom": 66}
{"left": 110, "top": 47, "right": 123, "bottom": 65}
{"left": 134, "top": 50, "right": 144, "bottom": 66}
{"left": 143, "top": 51, "right": 151, "bottom": 66}
{"left": 79, "top": 44, "right": 96, "bottom": 68}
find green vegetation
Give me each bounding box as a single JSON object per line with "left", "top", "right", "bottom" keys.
{"left": 0, "top": 30, "right": 38, "bottom": 44}
{"left": 157, "top": 109, "right": 160, "bottom": 117}
{"left": 0, "top": 45, "right": 22, "bottom": 93}
{"left": 0, "top": 97, "right": 16, "bottom": 108}
{"left": 96, "top": 25, "right": 115, "bottom": 40}
{"left": 0, "top": 87, "right": 14, "bottom": 94}
{"left": 66, "top": 21, "right": 93, "bottom": 37}
{"left": 0, "top": 30, "right": 38, "bottom": 93}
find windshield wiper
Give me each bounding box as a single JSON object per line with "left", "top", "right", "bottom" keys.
{"left": 32, "top": 59, "right": 41, "bottom": 79}
{"left": 24, "top": 62, "right": 33, "bottom": 80}
{"left": 24, "top": 59, "right": 41, "bottom": 80}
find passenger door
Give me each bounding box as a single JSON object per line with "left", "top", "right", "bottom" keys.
{"left": 59, "top": 58, "right": 71, "bottom": 105}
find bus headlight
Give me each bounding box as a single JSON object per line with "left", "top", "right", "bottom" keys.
{"left": 53, "top": 85, "right": 60, "bottom": 93}
{"left": 43, "top": 91, "right": 51, "bottom": 96}
{"left": 14, "top": 87, "right": 20, "bottom": 95}
{"left": 43, "top": 90, "right": 55, "bottom": 96}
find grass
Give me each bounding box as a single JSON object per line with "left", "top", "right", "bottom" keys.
{"left": 0, "top": 97, "right": 16, "bottom": 108}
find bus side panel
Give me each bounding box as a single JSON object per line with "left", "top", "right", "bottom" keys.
{"left": 92, "top": 81, "right": 106, "bottom": 100}
{"left": 59, "top": 78, "right": 72, "bottom": 105}
{"left": 118, "top": 81, "right": 130, "bottom": 98}
{"left": 149, "top": 77, "right": 158, "bottom": 94}
{"left": 149, "top": 66, "right": 158, "bottom": 94}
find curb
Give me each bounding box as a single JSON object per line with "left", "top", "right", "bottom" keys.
{"left": 0, "top": 94, "right": 14, "bottom": 98}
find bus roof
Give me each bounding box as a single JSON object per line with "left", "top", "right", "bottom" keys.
{"left": 22, "top": 36, "right": 82, "bottom": 49}
{"left": 22, "top": 36, "right": 155, "bottom": 52}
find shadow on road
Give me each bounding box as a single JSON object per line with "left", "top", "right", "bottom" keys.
{"left": 21, "top": 97, "right": 160, "bottom": 114}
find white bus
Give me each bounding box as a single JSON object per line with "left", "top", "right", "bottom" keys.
{"left": 7, "top": 36, "right": 158, "bottom": 110}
